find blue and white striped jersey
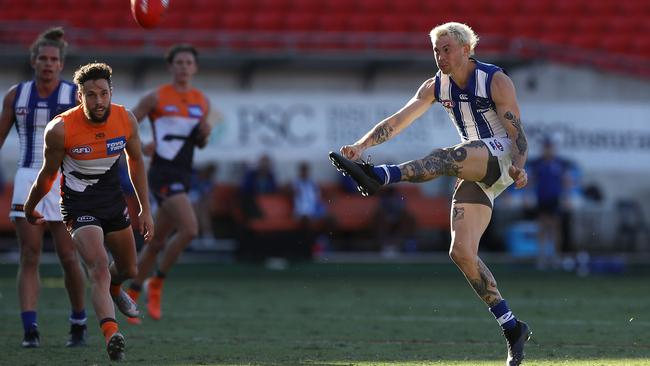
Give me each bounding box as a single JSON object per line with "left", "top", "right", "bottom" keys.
{"left": 12, "top": 80, "right": 77, "bottom": 169}
{"left": 434, "top": 59, "right": 507, "bottom": 142}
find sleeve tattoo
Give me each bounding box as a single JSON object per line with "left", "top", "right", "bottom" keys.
{"left": 504, "top": 111, "right": 527, "bottom": 165}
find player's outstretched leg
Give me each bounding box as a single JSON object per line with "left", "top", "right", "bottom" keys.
{"left": 504, "top": 320, "right": 531, "bottom": 366}
{"left": 110, "top": 285, "right": 139, "bottom": 318}
{"left": 328, "top": 152, "right": 384, "bottom": 196}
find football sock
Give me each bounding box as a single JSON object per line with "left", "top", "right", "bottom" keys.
{"left": 373, "top": 164, "right": 402, "bottom": 185}
{"left": 70, "top": 309, "right": 87, "bottom": 325}
{"left": 100, "top": 318, "right": 118, "bottom": 343}
{"left": 21, "top": 311, "right": 37, "bottom": 333}
{"left": 489, "top": 299, "right": 517, "bottom": 331}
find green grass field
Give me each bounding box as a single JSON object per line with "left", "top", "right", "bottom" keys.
{"left": 0, "top": 262, "right": 649, "bottom": 365}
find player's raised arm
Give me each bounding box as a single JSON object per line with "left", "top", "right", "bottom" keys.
{"left": 341, "top": 78, "right": 437, "bottom": 161}
{"left": 0, "top": 86, "right": 17, "bottom": 148}
{"left": 491, "top": 71, "right": 528, "bottom": 188}
{"left": 124, "top": 110, "right": 154, "bottom": 242}
{"left": 24, "top": 118, "right": 65, "bottom": 224}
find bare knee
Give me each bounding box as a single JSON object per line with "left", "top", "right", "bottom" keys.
{"left": 19, "top": 245, "right": 41, "bottom": 268}
{"left": 449, "top": 243, "right": 477, "bottom": 270}
{"left": 179, "top": 224, "right": 198, "bottom": 242}
{"left": 58, "top": 253, "right": 80, "bottom": 273}
{"left": 88, "top": 264, "right": 111, "bottom": 285}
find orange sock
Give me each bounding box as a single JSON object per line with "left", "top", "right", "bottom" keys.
{"left": 149, "top": 277, "right": 164, "bottom": 289}
{"left": 110, "top": 283, "right": 122, "bottom": 298}
{"left": 100, "top": 318, "right": 119, "bottom": 343}
{"left": 126, "top": 287, "right": 140, "bottom": 303}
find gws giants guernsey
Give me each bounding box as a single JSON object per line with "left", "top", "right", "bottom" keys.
{"left": 58, "top": 104, "right": 132, "bottom": 213}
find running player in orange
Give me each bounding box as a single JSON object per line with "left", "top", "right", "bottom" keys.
{"left": 24, "top": 62, "right": 154, "bottom": 361}
{"left": 0, "top": 27, "right": 87, "bottom": 348}
{"left": 127, "top": 44, "right": 211, "bottom": 324}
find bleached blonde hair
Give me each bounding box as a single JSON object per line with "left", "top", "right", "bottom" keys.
{"left": 430, "top": 22, "right": 479, "bottom": 55}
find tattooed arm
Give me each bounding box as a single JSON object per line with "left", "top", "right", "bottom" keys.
{"left": 491, "top": 72, "right": 528, "bottom": 188}
{"left": 340, "top": 78, "right": 437, "bottom": 161}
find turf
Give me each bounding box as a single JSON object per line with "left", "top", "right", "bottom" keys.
{"left": 0, "top": 262, "right": 648, "bottom": 365}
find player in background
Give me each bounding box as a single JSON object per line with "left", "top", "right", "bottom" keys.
{"left": 127, "top": 44, "right": 211, "bottom": 324}
{"left": 329, "top": 22, "right": 531, "bottom": 366}
{"left": 0, "top": 27, "right": 87, "bottom": 348}
{"left": 24, "top": 62, "right": 153, "bottom": 361}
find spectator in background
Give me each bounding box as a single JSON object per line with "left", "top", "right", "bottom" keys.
{"left": 189, "top": 163, "right": 217, "bottom": 244}
{"left": 527, "top": 136, "right": 573, "bottom": 270}
{"left": 239, "top": 154, "right": 277, "bottom": 219}
{"left": 370, "top": 186, "right": 416, "bottom": 256}
{"left": 291, "top": 162, "right": 332, "bottom": 255}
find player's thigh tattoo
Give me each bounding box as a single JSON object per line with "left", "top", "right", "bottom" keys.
{"left": 401, "top": 148, "right": 461, "bottom": 182}
{"left": 469, "top": 259, "right": 501, "bottom": 306}
{"left": 452, "top": 207, "right": 465, "bottom": 221}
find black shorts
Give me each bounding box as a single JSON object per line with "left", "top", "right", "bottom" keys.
{"left": 63, "top": 198, "right": 131, "bottom": 235}
{"left": 148, "top": 168, "right": 190, "bottom": 205}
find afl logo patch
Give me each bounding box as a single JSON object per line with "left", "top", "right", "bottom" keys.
{"left": 15, "top": 107, "right": 29, "bottom": 116}
{"left": 71, "top": 146, "right": 92, "bottom": 155}
{"left": 77, "top": 215, "right": 95, "bottom": 223}
{"left": 106, "top": 136, "right": 127, "bottom": 155}
{"left": 441, "top": 100, "right": 455, "bottom": 109}
{"left": 164, "top": 105, "right": 179, "bottom": 113}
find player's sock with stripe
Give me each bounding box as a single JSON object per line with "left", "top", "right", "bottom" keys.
{"left": 100, "top": 318, "right": 118, "bottom": 343}
{"left": 489, "top": 299, "right": 517, "bottom": 330}
{"left": 373, "top": 165, "right": 402, "bottom": 185}
{"left": 21, "top": 311, "right": 38, "bottom": 333}
{"left": 70, "top": 309, "right": 87, "bottom": 325}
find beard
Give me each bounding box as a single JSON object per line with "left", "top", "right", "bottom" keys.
{"left": 84, "top": 104, "right": 111, "bottom": 123}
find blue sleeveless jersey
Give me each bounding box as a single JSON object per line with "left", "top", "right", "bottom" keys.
{"left": 13, "top": 80, "right": 77, "bottom": 169}
{"left": 434, "top": 59, "right": 507, "bottom": 142}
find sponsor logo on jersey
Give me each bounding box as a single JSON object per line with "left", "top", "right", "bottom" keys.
{"left": 459, "top": 94, "right": 469, "bottom": 101}
{"left": 71, "top": 145, "right": 93, "bottom": 155}
{"left": 15, "top": 107, "right": 29, "bottom": 116}
{"left": 188, "top": 105, "right": 203, "bottom": 118}
{"left": 37, "top": 101, "right": 48, "bottom": 107}
{"left": 164, "top": 105, "right": 180, "bottom": 113}
{"left": 77, "top": 215, "right": 95, "bottom": 223}
{"left": 440, "top": 100, "right": 455, "bottom": 109}
{"left": 106, "top": 136, "right": 127, "bottom": 155}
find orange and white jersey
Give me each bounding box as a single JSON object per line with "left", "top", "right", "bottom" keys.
{"left": 58, "top": 104, "right": 132, "bottom": 209}
{"left": 148, "top": 84, "right": 208, "bottom": 174}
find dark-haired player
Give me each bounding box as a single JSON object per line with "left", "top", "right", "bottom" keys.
{"left": 24, "top": 62, "right": 153, "bottom": 361}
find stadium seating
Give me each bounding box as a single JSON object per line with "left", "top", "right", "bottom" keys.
{"left": 1, "top": 0, "right": 648, "bottom": 74}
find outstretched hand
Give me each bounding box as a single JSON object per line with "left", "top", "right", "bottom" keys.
{"left": 340, "top": 144, "right": 365, "bottom": 161}
{"left": 508, "top": 165, "right": 528, "bottom": 189}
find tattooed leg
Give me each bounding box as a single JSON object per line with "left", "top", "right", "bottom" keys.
{"left": 465, "top": 258, "right": 503, "bottom": 307}
{"left": 398, "top": 148, "right": 464, "bottom": 182}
